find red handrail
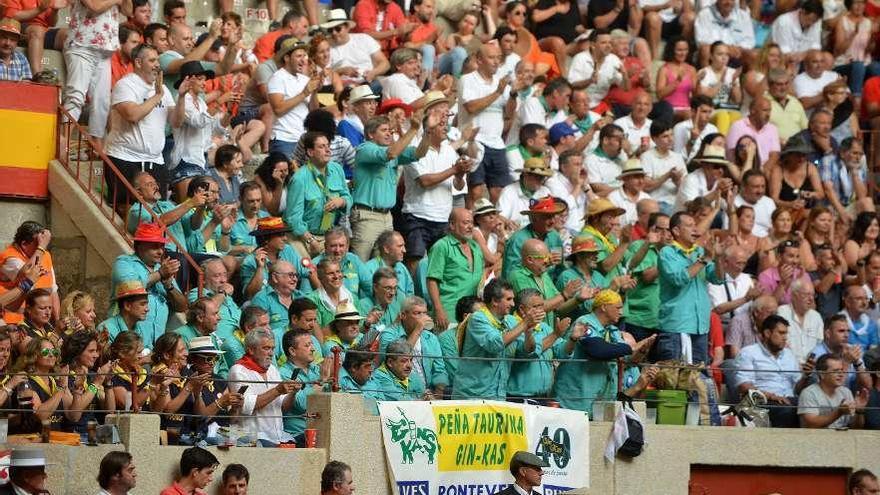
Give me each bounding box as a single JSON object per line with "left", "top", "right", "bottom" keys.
{"left": 56, "top": 106, "right": 203, "bottom": 297}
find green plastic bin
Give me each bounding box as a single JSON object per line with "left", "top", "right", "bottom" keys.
{"left": 644, "top": 389, "right": 688, "bottom": 425}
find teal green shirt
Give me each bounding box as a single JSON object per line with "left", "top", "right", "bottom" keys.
{"left": 352, "top": 141, "right": 417, "bottom": 209}
{"left": 360, "top": 257, "right": 414, "bottom": 301}
{"left": 338, "top": 367, "right": 363, "bottom": 392}
{"left": 240, "top": 244, "right": 311, "bottom": 290}
{"left": 658, "top": 244, "right": 721, "bottom": 334}
{"left": 126, "top": 200, "right": 188, "bottom": 252}
{"left": 377, "top": 323, "right": 449, "bottom": 389}
{"left": 173, "top": 325, "right": 229, "bottom": 378}
{"left": 364, "top": 364, "right": 426, "bottom": 405}
{"left": 452, "top": 309, "right": 516, "bottom": 400}
{"left": 504, "top": 315, "right": 556, "bottom": 398}
{"left": 304, "top": 253, "right": 366, "bottom": 295}
{"left": 553, "top": 313, "right": 624, "bottom": 416}
{"left": 502, "top": 226, "right": 563, "bottom": 279}
{"left": 356, "top": 294, "right": 403, "bottom": 327}
{"left": 182, "top": 209, "right": 223, "bottom": 254}
{"left": 250, "top": 285, "right": 293, "bottom": 358}
{"left": 623, "top": 241, "right": 661, "bottom": 329}
{"left": 425, "top": 235, "right": 484, "bottom": 322}
{"left": 96, "top": 315, "right": 143, "bottom": 342}
{"left": 220, "top": 330, "right": 246, "bottom": 373}
{"left": 187, "top": 288, "right": 241, "bottom": 341}
{"left": 580, "top": 227, "right": 623, "bottom": 279}
{"left": 229, "top": 210, "right": 270, "bottom": 249}
{"left": 285, "top": 161, "right": 352, "bottom": 236}
{"left": 279, "top": 361, "right": 322, "bottom": 436}
{"left": 508, "top": 266, "right": 560, "bottom": 328}
{"left": 555, "top": 267, "right": 608, "bottom": 321}
{"left": 321, "top": 333, "right": 361, "bottom": 362}
{"left": 110, "top": 254, "right": 178, "bottom": 348}
{"left": 437, "top": 327, "right": 459, "bottom": 387}
{"left": 304, "top": 288, "right": 362, "bottom": 330}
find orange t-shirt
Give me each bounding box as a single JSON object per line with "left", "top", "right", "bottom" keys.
{"left": 110, "top": 51, "right": 134, "bottom": 88}
{"left": 4, "top": 0, "right": 54, "bottom": 29}
{"left": 0, "top": 245, "right": 56, "bottom": 324}
{"left": 408, "top": 16, "right": 437, "bottom": 45}
{"left": 253, "top": 30, "right": 284, "bottom": 63}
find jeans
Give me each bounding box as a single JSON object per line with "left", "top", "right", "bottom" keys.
{"left": 63, "top": 45, "right": 112, "bottom": 138}
{"left": 834, "top": 61, "right": 880, "bottom": 96}
{"left": 269, "top": 139, "right": 297, "bottom": 160}
{"left": 655, "top": 331, "right": 709, "bottom": 365}
{"left": 420, "top": 43, "right": 436, "bottom": 75}
{"left": 439, "top": 47, "right": 468, "bottom": 77}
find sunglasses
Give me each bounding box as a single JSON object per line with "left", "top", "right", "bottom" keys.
{"left": 193, "top": 354, "right": 218, "bottom": 364}
{"left": 330, "top": 25, "right": 345, "bottom": 33}
{"left": 527, "top": 254, "right": 551, "bottom": 261}
{"left": 40, "top": 348, "right": 60, "bottom": 357}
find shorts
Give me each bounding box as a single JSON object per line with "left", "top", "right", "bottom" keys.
{"left": 468, "top": 145, "right": 512, "bottom": 189}
{"left": 170, "top": 160, "right": 206, "bottom": 184}
{"left": 400, "top": 213, "right": 448, "bottom": 259}
{"left": 21, "top": 25, "right": 60, "bottom": 49}
{"left": 661, "top": 19, "right": 683, "bottom": 38}
{"left": 230, "top": 105, "right": 260, "bottom": 128}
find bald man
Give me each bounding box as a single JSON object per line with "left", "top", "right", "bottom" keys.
{"left": 708, "top": 245, "right": 762, "bottom": 331}
{"left": 460, "top": 42, "right": 525, "bottom": 204}
{"left": 631, "top": 198, "right": 659, "bottom": 240}
{"left": 426, "top": 208, "right": 486, "bottom": 329}
{"left": 508, "top": 239, "right": 590, "bottom": 328}
{"left": 725, "top": 96, "right": 781, "bottom": 169}
{"left": 250, "top": 260, "right": 302, "bottom": 340}
{"left": 160, "top": 20, "right": 236, "bottom": 97}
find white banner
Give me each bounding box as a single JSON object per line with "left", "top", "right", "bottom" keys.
{"left": 378, "top": 401, "right": 589, "bottom": 495}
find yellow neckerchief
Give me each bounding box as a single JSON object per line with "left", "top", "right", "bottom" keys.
{"left": 325, "top": 333, "right": 359, "bottom": 349}
{"left": 583, "top": 224, "right": 616, "bottom": 253}
{"left": 457, "top": 306, "right": 503, "bottom": 354}
{"left": 151, "top": 363, "right": 185, "bottom": 388}
{"left": 670, "top": 240, "right": 699, "bottom": 257}
{"left": 30, "top": 373, "right": 56, "bottom": 395}
{"left": 512, "top": 312, "right": 542, "bottom": 332}
{"left": 379, "top": 364, "right": 409, "bottom": 389}
{"left": 233, "top": 328, "right": 245, "bottom": 344}
{"left": 112, "top": 364, "right": 148, "bottom": 387}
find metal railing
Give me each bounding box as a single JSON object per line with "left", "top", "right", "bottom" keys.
{"left": 55, "top": 107, "right": 204, "bottom": 297}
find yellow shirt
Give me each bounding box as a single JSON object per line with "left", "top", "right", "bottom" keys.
{"left": 767, "top": 93, "right": 808, "bottom": 144}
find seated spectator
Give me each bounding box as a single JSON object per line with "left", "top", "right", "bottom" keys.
{"left": 672, "top": 95, "right": 718, "bottom": 162}
{"left": 568, "top": 30, "right": 626, "bottom": 111}
{"left": 794, "top": 50, "right": 842, "bottom": 112}
{"left": 521, "top": 77, "right": 571, "bottom": 128}
{"left": 810, "top": 314, "right": 873, "bottom": 391}
{"left": 267, "top": 39, "right": 321, "bottom": 159}
{"left": 323, "top": 301, "right": 367, "bottom": 358}
{"left": 18, "top": 289, "right": 56, "bottom": 348}
{"left": 694, "top": 0, "right": 755, "bottom": 66}
{"left": 239, "top": 217, "right": 314, "bottom": 300}
{"left": 791, "top": 108, "right": 838, "bottom": 167}
{"left": 12, "top": 337, "right": 74, "bottom": 434}
{"left": 160, "top": 447, "right": 219, "bottom": 495}
{"left": 695, "top": 42, "right": 742, "bottom": 135}
{"left": 777, "top": 280, "right": 823, "bottom": 363}
{"left": 321, "top": 460, "right": 355, "bottom": 495}
{"left": 107, "top": 331, "right": 150, "bottom": 412}
{"left": 505, "top": 288, "right": 567, "bottom": 403}
{"left": 307, "top": 259, "right": 362, "bottom": 330}
{"left": 641, "top": 0, "right": 694, "bottom": 60}
{"left": 221, "top": 306, "right": 268, "bottom": 371}
{"left": 0, "top": 221, "right": 57, "bottom": 325}
{"left": 758, "top": 240, "right": 812, "bottom": 305}
{"left": 253, "top": 153, "right": 292, "bottom": 217}
{"left": 325, "top": 10, "right": 390, "bottom": 88}
{"left": 709, "top": 245, "right": 758, "bottom": 331}
{"left": 162, "top": 0, "right": 185, "bottom": 26}
{"left": 502, "top": 197, "right": 565, "bottom": 279}
{"left": 311, "top": 228, "right": 367, "bottom": 297}
{"left": 126, "top": 172, "right": 191, "bottom": 277}
{"left": 220, "top": 464, "right": 249, "bottom": 495}
{"left": 819, "top": 137, "right": 869, "bottom": 219}
{"left": 280, "top": 328, "right": 329, "bottom": 444}
{"left": 58, "top": 291, "right": 96, "bottom": 334}
{"left": 4, "top": 448, "right": 51, "bottom": 495}
{"left": 366, "top": 339, "right": 427, "bottom": 402}
{"left": 144, "top": 23, "right": 169, "bottom": 54}
{"left": 734, "top": 314, "right": 811, "bottom": 427}
{"left": 742, "top": 43, "right": 783, "bottom": 112}
{"left": 768, "top": 137, "right": 825, "bottom": 210}
{"left": 502, "top": 1, "right": 559, "bottom": 78}
{"left": 338, "top": 345, "right": 374, "bottom": 393}
{"left": 506, "top": 124, "right": 549, "bottom": 184}
{"left": 676, "top": 144, "right": 734, "bottom": 211}
{"left": 843, "top": 212, "right": 879, "bottom": 272}
{"left": 766, "top": 68, "right": 808, "bottom": 146}
{"left": 832, "top": 0, "right": 880, "bottom": 96}
{"left": 356, "top": 267, "right": 401, "bottom": 330}
{"left": 656, "top": 37, "right": 697, "bottom": 121}
{"left": 337, "top": 86, "right": 379, "bottom": 148}
{"left": 732, "top": 170, "right": 776, "bottom": 239}
{"left": 849, "top": 469, "right": 880, "bottom": 494}
{"left": 546, "top": 151, "right": 589, "bottom": 232}
{"left": 58, "top": 331, "right": 114, "bottom": 439}
{"left": 439, "top": 11, "right": 483, "bottom": 78}
{"left": 251, "top": 261, "right": 303, "bottom": 349}
{"left": 226, "top": 182, "right": 269, "bottom": 258}
{"left": 160, "top": 21, "right": 236, "bottom": 99}
{"left": 585, "top": 125, "right": 627, "bottom": 198}
{"left": 725, "top": 97, "right": 780, "bottom": 170}
{"left": 185, "top": 336, "right": 241, "bottom": 444}
{"left": 97, "top": 451, "right": 137, "bottom": 495}
{"left": 798, "top": 354, "right": 868, "bottom": 428}
{"left": 111, "top": 25, "right": 141, "bottom": 87}
{"left": 810, "top": 244, "right": 845, "bottom": 320}
{"left": 840, "top": 285, "right": 880, "bottom": 351}
{"left": 609, "top": 159, "right": 651, "bottom": 226}
{"left": 179, "top": 176, "right": 236, "bottom": 260}
{"left": 614, "top": 91, "right": 653, "bottom": 157}
{"left": 353, "top": 0, "right": 408, "bottom": 56}
{"left": 640, "top": 121, "right": 685, "bottom": 214}
{"left": 771, "top": 0, "right": 823, "bottom": 67}
{"left": 378, "top": 296, "right": 448, "bottom": 394}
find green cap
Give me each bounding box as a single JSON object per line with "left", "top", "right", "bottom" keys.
{"left": 509, "top": 451, "right": 550, "bottom": 476}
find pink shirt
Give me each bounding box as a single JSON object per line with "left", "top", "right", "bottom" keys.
{"left": 757, "top": 267, "right": 810, "bottom": 305}
{"left": 725, "top": 117, "right": 781, "bottom": 166}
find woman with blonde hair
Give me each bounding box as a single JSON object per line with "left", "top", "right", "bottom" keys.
{"left": 107, "top": 331, "right": 150, "bottom": 412}
{"left": 12, "top": 337, "right": 75, "bottom": 433}
{"left": 59, "top": 291, "right": 97, "bottom": 334}
{"left": 742, "top": 43, "right": 784, "bottom": 111}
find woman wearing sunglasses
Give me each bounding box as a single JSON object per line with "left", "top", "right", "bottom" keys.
{"left": 187, "top": 336, "right": 243, "bottom": 444}
{"left": 11, "top": 338, "right": 74, "bottom": 434}
{"left": 59, "top": 331, "right": 116, "bottom": 441}
{"left": 0, "top": 330, "right": 27, "bottom": 415}
{"left": 108, "top": 331, "right": 151, "bottom": 413}
{"left": 150, "top": 333, "right": 198, "bottom": 445}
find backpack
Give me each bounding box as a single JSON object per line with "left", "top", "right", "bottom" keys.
{"left": 616, "top": 392, "right": 645, "bottom": 458}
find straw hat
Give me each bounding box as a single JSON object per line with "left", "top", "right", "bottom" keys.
{"left": 188, "top": 335, "right": 224, "bottom": 354}
{"left": 693, "top": 145, "right": 731, "bottom": 167}
{"left": 517, "top": 157, "right": 553, "bottom": 177}
{"left": 114, "top": 280, "right": 148, "bottom": 301}
{"left": 586, "top": 198, "right": 625, "bottom": 219}
{"left": 474, "top": 198, "right": 499, "bottom": 217}
{"left": 423, "top": 90, "right": 451, "bottom": 112}
{"left": 568, "top": 236, "right": 601, "bottom": 259}
{"left": 617, "top": 158, "right": 645, "bottom": 179}
{"left": 320, "top": 9, "right": 355, "bottom": 30}
{"left": 0, "top": 18, "right": 22, "bottom": 37}
{"left": 347, "top": 85, "right": 379, "bottom": 105}
{"left": 275, "top": 37, "right": 308, "bottom": 61}
{"left": 333, "top": 301, "right": 364, "bottom": 322}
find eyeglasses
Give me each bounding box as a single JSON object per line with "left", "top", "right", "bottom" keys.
{"left": 526, "top": 254, "right": 551, "bottom": 261}
{"left": 40, "top": 348, "right": 60, "bottom": 357}
{"left": 274, "top": 271, "right": 298, "bottom": 278}
{"left": 378, "top": 285, "right": 398, "bottom": 292}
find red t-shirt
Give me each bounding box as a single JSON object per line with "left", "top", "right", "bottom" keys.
{"left": 253, "top": 30, "right": 284, "bottom": 63}
{"left": 606, "top": 56, "right": 646, "bottom": 107}
{"left": 5, "top": 0, "right": 54, "bottom": 29}
{"left": 861, "top": 76, "right": 880, "bottom": 121}
{"left": 352, "top": 0, "right": 406, "bottom": 54}
{"left": 160, "top": 483, "right": 207, "bottom": 495}
{"left": 408, "top": 15, "right": 437, "bottom": 45}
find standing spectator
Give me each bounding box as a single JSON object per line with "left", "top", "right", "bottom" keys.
{"left": 110, "top": 223, "right": 187, "bottom": 348}
{"left": 766, "top": 68, "right": 809, "bottom": 145}
{"left": 460, "top": 43, "right": 518, "bottom": 204}
{"left": 0, "top": 18, "right": 30, "bottom": 81}
{"left": 350, "top": 115, "right": 423, "bottom": 261}
{"left": 220, "top": 464, "right": 249, "bottom": 495}
{"left": 426, "top": 209, "right": 485, "bottom": 328}
{"left": 96, "top": 451, "right": 137, "bottom": 495}
{"left": 708, "top": 245, "right": 759, "bottom": 331}
{"left": 568, "top": 29, "right": 626, "bottom": 111}
{"left": 292, "top": 109, "right": 357, "bottom": 180}
{"left": 672, "top": 95, "right": 718, "bottom": 162}
{"left": 325, "top": 10, "right": 390, "bottom": 88}
{"left": 228, "top": 328, "right": 300, "bottom": 445}
{"left": 62, "top": 0, "right": 130, "bottom": 146}
{"left": 251, "top": 261, "right": 302, "bottom": 350}
{"left": 111, "top": 25, "right": 141, "bottom": 87}
{"left": 239, "top": 217, "right": 314, "bottom": 301}
{"left": 521, "top": 77, "right": 572, "bottom": 128}
{"left": 104, "top": 44, "right": 176, "bottom": 204}
{"left": 454, "top": 279, "right": 537, "bottom": 400}
{"left": 502, "top": 197, "right": 565, "bottom": 279}
{"left": 544, "top": 151, "right": 588, "bottom": 232}
{"left": 337, "top": 86, "right": 380, "bottom": 147}
{"left": 734, "top": 314, "right": 811, "bottom": 427}
{"left": 280, "top": 328, "right": 330, "bottom": 443}
{"left": 777, "top": 280, "right": 824, "bottom": 363}
{"left": 0, "top": 221, "right": 57, "bottom": 324}
{"left": 733, "top": 170, "right": 776, "bottom": 237}
{"left": 221, "top": 306, "right": 269, "bottom": 371}
{"left": 657, "top": 212, "right": 725, "bottom": 364}
{"left": 160, "top": 447, "right": 219, "bottom": 495}
{"left": 267, "top": 39, "right": 321, "bottom": 158}
{"left": 798, "top": 354, "right": 868, "bottom": 428}
{"left": 771, "top": 0, "right": 823, "bottom": 67}
{"left": 377, "top": 296, "right": 448, "bottom": 395}
{"left": 286, "top": 132, "right": 352, "bottom": 257}
{"left": 693, "top": 0, "right": 755, "bottom": 66}
{"left": 584, "top": 124, "right": 627, "bottom": 197}
{"left": 622, "top": 213, "right": 670, "bottom": 347}
{"left": 608, "top": 159, "right": 651, "bottom": 227}
{"left": 811, "top": 314, "right": 873, "bottom": 391}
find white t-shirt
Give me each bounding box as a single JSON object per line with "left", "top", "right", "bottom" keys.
{"left": 402, "top": 140, "right": 459, "bottom": 222}
{"left": 733, "top": 193, "right": 776, "bottom": 237}
{"left": 673, "top": 119, "right": 719, "bottom": 162}
{"left": 708, "top": 272, "right": 754, "bottom": 327}
{"left": 640, "top": 147, "right": 686, "bottom": 207}
{"left": 459, "top": 71, "right": 510, "bottom": 149}
{"left": 614, "top": 115, "right": 653, "bottom": 151}
{"left": 797, "top": 383, "right": 854, "bottom": 429}
{"left": 267, "top": 68, "right": 309, "bottom": 143}
{"left": 545, "top": 173, "right": 586, "bottom": 232}
{"left": 381, "top": 72, "right": 424, "bottom": 105}
{"left": 793, "top": 70, "right": 840, "bottom": 99}
{"left": 676, "top": 168, "right": 717, "bottom": 210}
{"left": 568, "top": 52, "right": 623, "bottom": 108}
{"left": 608, "top": 188, "right": 651, "bottom": 226}
{"left": 699, "top": 66, "right": 738, "bottom": 108}
{"left": 105, "top": 73, "right": 175, "bottom": 163}
{"left": 499, "top": 52, "right": 521, "bottom": 79}
{"left": 497, "top": 182, "right": 551, "bottom": 227}
{"left": 519, "top": 95, "right": 567, "bottom": 128}
{"left": 330, "top": 33, "right": 381, "bottom": 74}
{"left": 170, "top": 93, "right": 222, "bottom": 167}
{"left": 777, "top": 304, "right": 823, "bottom": 364}
{"left": 584, "top": 150, "right": 627, "bottom": 190}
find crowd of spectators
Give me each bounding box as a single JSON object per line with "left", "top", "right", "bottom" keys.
{"left": 1, "top": 0, "right": 880, "bottom": 446}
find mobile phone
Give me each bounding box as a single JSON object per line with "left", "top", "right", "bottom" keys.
{"left": 237, "top": 385, "right": 248, "bottom": 394}
{"left": 807, "top": 352, "right": 816, "bottom": 362}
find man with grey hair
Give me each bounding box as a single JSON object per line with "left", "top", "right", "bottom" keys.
{"left": 228, "top": 327, "right": 301, "bottom": 445}
{"left": 251, "top": 260, "right": 301, "bottom": 340}
{"left": 188, "top": 257, "right": 240, "bottom": 342}
{"left": 708, "top": 244, "right": 761, "bottom": 332}
{"left": 366, "top": 339, "right": 428, "bottom": 402}
{"left": 727, "top": 294, "right": 778, "bottom": 359}
{"left": 310, "top": 227, "right": 367, "bottom": 296}
{"left": 358, "top": 267, "right": 404, "bottom": 327}
{"left": 777, "top": 279, "right": 823, "bottom": 363}
{"left": 381, "top": 47, "right": 425, "bottom": 105}
{"left": 378, "top": 296, "right": 449, "bottom": 396}
{"left": 222, "top": 305, "right": 270, "bottom": 371}
{"left": 766, "top": 68, "right": 808, "bottom": 145}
